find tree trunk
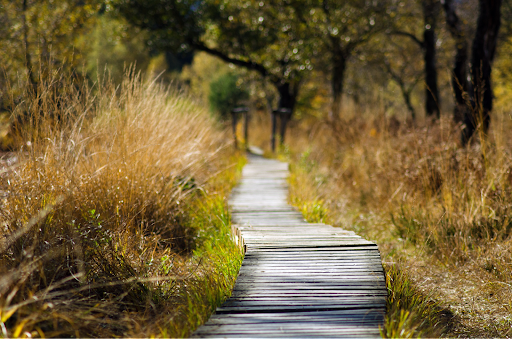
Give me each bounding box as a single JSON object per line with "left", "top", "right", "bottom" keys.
{"left": 462, "top": 0, "right": 502, "bottom": 144}
{"left": 423, "top": 0, "right": 441, "bottom": 118}
{"left": 402, "top": 88, "right": 416, "bottom": 121}
{"left": 272, "top": 81, "right": 299, "bottom": 149}
{"left": 443, "top": 0, "right": 470, "bottom": 123}
{"left": 22, "top": 0, "right": 37, "bottom": 91}
{"left": 330, "top": 45, "right": 348, "bottom": 120}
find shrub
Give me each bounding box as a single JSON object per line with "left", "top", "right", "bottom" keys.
{"left": 208, "top": 72, "right": 248, "bottom": 119}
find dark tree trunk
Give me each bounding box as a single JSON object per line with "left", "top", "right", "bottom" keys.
{"left": 462, "top": 0, "right": 502, "bottom": 144}
{"left": 22, "top": 0, "right": 37, "bottom": 91}
{"left": 443, "top": 0, "right": 470, "bottom": 123}
{"left": 423, "top": 0, "right": 441, "bottom": 118}
{"left": 402, "top": 88, "right": 416, "bottom": 121}
{"left": 383, "top": 61, "right": 418, "bottom": 121}
{"left": 331, "top": 43, "right": 348, "bottom": 120}
{"left": 271, "top": 81, "right": 299, "bottom": 151}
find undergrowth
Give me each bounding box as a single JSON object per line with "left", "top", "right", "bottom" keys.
{"left": 0, "top": 70, "right": 244, "bottom": 338}
{"left": 283, "top": 107, "right": 512, "bottom": 338}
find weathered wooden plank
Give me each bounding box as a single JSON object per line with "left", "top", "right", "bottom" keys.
{"left": 242, "top": 257, "right": 382, "bottom": 262}
{"left": 242, "top": 256, "right": 381, "bottom": 261}
{"left": 223, "top": 296, "right": 387, "bottom": 303}
{"left": 193, "top": 333, "right": 381, "bottom": 339}
{"left": 246, "top": 247, "right": 381, "bottom": 252}
{"left": 195, "top": 325, "right": 382, "bottom": 334}
{"left": 200, "top": 321, "right": 384, "bottom": 327}
{"left": 204, "top": 311, "right": 385, "bottom": 324}
{"left": 240, "top": 258, "right": 383, "bottom": 263}
{"left": 230, "top": 282, "right": 386, "bottom": 289}
{"left": 239, "top": 230, "right": 357, "bottom": 234}
{"left": 215, "top": 304, "right": 387, "bottom": 314}
{"left": 242, "top": 240, "right": 370, "bottom": 244}
{"left": 234, "top": 278, "right": 385, "bottom": 284}
{"left": 239, "top": 262, "right": 385, "bottom": 268}
{"left": 196, "top": 333, "right": 381, "bottom": 338}
{"left": 242, "top": 239, "right": 375, "bottom": 247}
{"left": 241, "top": 233, "right": 360, "bottom": 238}
{"left": 237, "top": 269, "right": 384, "bottom": 276}
{"left": 236, "top": 269, "right": 385, "bottom": 275}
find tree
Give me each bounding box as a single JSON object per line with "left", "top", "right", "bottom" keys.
{"left": 208, "top": 71, "right": 248, "bottom": 119}
{"left": 290, "top": 0, "right": 390, "bottom": 120}
{"left": 0, "top": 0, "right": 101, "bottom": 111}
{"left": 85, "top": 13, "right": 154, "bottom": 86}
{"left": 461, "top": 0, "right": 502, "bottom": 144}
{"left": 391, "top": 0, "right": 442, "bottom": 118}
{"left": 360, "top": 30, "right": 424, "bottom": 121}
{"left": 382, "top": 39, "right": 423, "bottom": 120}
{"left": 115, "top": 0, "right": 309, "bottom": 148}
{"left": 443, "top": 0, "right": 470, "bottom": 123}
{"left": 423, "top": 0, "right": 441, "bottom": 118}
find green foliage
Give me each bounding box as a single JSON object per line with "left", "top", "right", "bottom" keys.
{"left": 391, "top": 206, "right": 425, "bottom": 245}
{"left": 0, "top": 0, "right": 101, "bottom": 103}
{"left": 115, "top": 0, "right": 308, "bottom": 115}
{"left": 208, "top": 72, "right": 248, "bottom": 119}
{"left": 84, "top": 14, "right": 152, "bottom": 85}
{"left": 383, "top": 265, "right": 454, "bottom": 338}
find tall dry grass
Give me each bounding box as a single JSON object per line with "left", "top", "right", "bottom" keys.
{"left": 0, "top": 70, "right": 242, "bottom": 338}
{"left": 284, "top": 105, "right": 512, "bottom": 337}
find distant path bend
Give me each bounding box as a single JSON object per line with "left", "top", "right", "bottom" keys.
{"left": 193, "top": 154, "right": 386, "bottom": 338}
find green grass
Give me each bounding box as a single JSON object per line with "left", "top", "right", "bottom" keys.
{"left": 171, "top": 156, "right": 246, "bottom": 337}
{"left": 382, "top": 264, "right": 455, "bottom": 338}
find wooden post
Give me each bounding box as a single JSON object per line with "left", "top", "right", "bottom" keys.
{"left": 231, "top": 111, "right": 238, "bottom": 149}
{"left": 271, "top": 110, "right": 277, "bottom": 152}
{"left": 243, "top": 111, "right": 249, "bottom": 151}
{"left": 231, "top": 107, "right": 250, "bottom": 150}
{"left": 278, "top": 108, "right": 291, "bottom": 145}
{"left": 272, "top": 108, "right": 291, "bottom": 151}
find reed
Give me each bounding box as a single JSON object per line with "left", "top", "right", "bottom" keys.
{"left": 0, "top": 70, "right": 243, "bottom": 338}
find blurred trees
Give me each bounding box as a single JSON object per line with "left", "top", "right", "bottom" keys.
{"left": 85, "top": 14, "right": 152, "bottom": 85}
{"left": 116, "top": 0, "right": 309, "bottom": 145}
{"left": 290, "top": 0, "right": 391, "bottom": 119}
{"left": 0, "top": 0, "right": 102, "bottom": 107}
{"left": 208, "top": 72, "right": 249, "bottom": 119}
{"left": 443, "top": 0, "right": 470, "bottom": 123}
{"left": 461, "top": 0, "right": 502, "bottom": 143}
{"left": 390, "top": 0, "right": 442, "bottom": 119}
{"left": 442, "top": 0, "right": 503, "bottom": 143}
{"left": 0, "top": 0, "right": 510, "bottom": 148}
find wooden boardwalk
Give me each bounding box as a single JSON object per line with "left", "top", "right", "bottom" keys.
{"left": 192, "top": 155, "right": 387, "bottom": 338}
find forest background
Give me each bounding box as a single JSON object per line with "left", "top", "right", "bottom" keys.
{"left": 1, "top": 0, "right": 512, "bottom": 338}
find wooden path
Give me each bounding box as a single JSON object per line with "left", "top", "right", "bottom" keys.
{"left": 192, "top": 155, "right": 387, "bottom": 338}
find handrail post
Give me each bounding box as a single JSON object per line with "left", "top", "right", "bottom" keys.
{"left": 271, "top": 108, "right": 291, "bottom": 152}
{"left": 231, "top": 107, "right": 250, "bottom": 150}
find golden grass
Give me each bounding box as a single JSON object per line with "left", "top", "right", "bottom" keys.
{"left": 0, "top": 71, "right": 244, "bottom": 338}
{"left": 284, "top": 106, "right": 512, "bottom": 338}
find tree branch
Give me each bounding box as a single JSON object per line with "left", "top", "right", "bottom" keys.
{"left": 390, "top": 30, "right": 425, "bottom": 48}
{"left": 191, "top": 42, "right": 269, "bottom": 78}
